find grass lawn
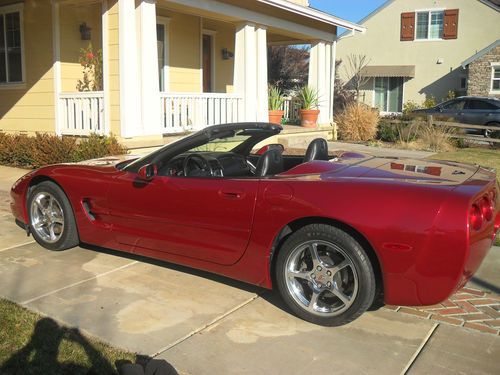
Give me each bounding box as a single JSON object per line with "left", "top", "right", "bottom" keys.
{"left": 430, "top": 148, "right": 500, "bottom": 246}
{"left": 0, "top": 299, "right": 140, "bottom": 374}
{"left": 430, "top": 148, "right": 500, "bottom": 174}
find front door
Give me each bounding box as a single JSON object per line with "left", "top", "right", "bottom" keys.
{"left": 106, "top": 172, "right": 258, "bottom": 265}
{"left": 203, "top": 34, "right": 212, "bottom": 92}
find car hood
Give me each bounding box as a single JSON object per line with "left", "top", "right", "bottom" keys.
{"left": 75, "top": 154, "right": 138, "bottom": 167}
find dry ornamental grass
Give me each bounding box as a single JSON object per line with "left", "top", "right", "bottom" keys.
{"left": 335, "top": 103, "right": 379, "bottom": 142}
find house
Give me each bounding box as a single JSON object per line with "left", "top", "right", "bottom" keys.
{"left": 461, "top": 39, "right": 500, "bottom": 98}
{"left": 0, "top": 0, "right": 364, "bottom": 145}
{"left": 335, "top": 0, "right": 500, "bottom": 114}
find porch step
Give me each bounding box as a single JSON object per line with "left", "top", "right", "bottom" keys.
{"left": 256, "top": 124, "right": 334, "bottom": 150}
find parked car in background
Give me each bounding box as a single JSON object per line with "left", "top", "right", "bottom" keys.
{"left": 412, "top": 96, "right": 500, "bottom": 138}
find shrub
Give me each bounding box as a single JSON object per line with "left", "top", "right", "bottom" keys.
{"left": 417, "top": 124, "right": 456, "bottom": 152}
{"left": 402, "top": 100, "right": 420, "bottom": 115}
{"left": 377, "top": 121, "right": 398, "bottom": 142}
{"left": 0, "top": 133, "right": 127, "bottom": 169}
{"left": 422, "top": 95, "right": 437, "bottom": 109}
{"left": 335, "top": 103, "right": 379, "bottom": 141}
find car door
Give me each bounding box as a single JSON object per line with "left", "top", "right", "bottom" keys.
{"left": 438, "top": 98, "right": 467, "bottom": 122}
{"left": 106, "top": 171, "right": 259, "bottom": 265}
{"left": 461, "top": 99, "right": 498, "bottom": 126}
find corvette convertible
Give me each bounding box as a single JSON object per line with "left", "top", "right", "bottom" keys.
{"left": 10, "top": 122, "right": 500, "bottom": 326}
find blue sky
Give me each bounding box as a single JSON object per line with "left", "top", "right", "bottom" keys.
{"left": 309, "top": 0, "right": 387, "bottom": 23}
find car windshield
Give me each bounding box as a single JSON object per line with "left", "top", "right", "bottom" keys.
{"left": 188, "top": 132, "right": 252, "bottom": 153}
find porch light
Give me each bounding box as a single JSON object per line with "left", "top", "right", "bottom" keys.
{"left": 79, "top": 23, "right": 91, "bottom": 40}
{"left": 222, "top": 48, "right": 234, "bottom": 60}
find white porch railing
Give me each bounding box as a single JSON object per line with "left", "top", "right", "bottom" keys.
{"left": 160, "top": 92, "right": 243, "bottom": 133}
{"left": 281, "top": 97, "right": 301, "bottom": 121}
{"left": 59, "top": 91, "right": 105, "bottom": 136}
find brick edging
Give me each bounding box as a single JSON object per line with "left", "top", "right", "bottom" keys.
{"left": 385, "top": 287, "right": 500, "bottom": 336}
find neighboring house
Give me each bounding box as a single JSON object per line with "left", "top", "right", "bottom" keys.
{"left": 461, "top": 39, "right": 500, "bottom": 98}
{"left": 0, "top": 0, "right": 363, "bottom": 144}
{"left": 336, "top": 0, "right": 500, "bottom": 114}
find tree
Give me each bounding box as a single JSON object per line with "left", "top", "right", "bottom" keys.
{"left": 267, "top": 45, "right": 309, "bottom": 94}
{"left": 344, "top": 54, "right": 370, "bottom": 102}
{"left": 333, "top": 59, "right": 355, "bottom": 113}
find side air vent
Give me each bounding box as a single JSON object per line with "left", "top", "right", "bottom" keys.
{"left": 82, "top": 199, "right": 96, "bottom": 221}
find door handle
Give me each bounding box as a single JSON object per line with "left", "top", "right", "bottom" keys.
{"left": 218, "top": 190, "right": 245, "bottom": 199}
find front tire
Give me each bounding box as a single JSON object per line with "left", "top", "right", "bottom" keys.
{"left": 28, "top": 181, "right": 79, "bottom": 251}
{"left": 275, "top": 224, "right": 376, "bottom": 326}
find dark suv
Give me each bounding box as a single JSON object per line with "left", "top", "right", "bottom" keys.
{"left": 412, "top": 96, "right": 500, "bottom": 137}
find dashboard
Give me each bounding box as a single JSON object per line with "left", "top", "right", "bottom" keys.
{"left": 159, "top": 152, "right": 252, "bottom": 178}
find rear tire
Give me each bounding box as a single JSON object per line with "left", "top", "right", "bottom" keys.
{"left": 275, "top": 224, "right": 376, "bottom": 326}
{"left": 27, "top": 181, "right": 79, "bottom": 251}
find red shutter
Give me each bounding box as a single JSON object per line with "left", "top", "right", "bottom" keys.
{"left": 443, "top": 9, "right": 459, "bottom": 39}
{"left": 400, "top": 12, "right": 415, "bottom": 41}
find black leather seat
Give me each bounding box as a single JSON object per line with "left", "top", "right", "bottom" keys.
{"left": 255, "top": 148, "right": 284, "bottom": 177}
{"left": 304, "top": 138, "right": 328, "bottom": 162}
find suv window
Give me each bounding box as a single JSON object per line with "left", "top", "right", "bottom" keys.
{"left": 467, "top": 100, "right": 499, "bottom": 110}
{"left": 441, "top": 99, "right": 465, "bottom": 110}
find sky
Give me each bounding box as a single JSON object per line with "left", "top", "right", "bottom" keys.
{"left": 309, "top": 0, "right": 388, "bottom": 24}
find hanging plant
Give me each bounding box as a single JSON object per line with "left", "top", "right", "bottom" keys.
{"left": 76, "top": 43, "right": 103, "bottom": 91}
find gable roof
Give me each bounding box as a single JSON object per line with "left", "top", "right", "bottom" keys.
{"left": 461, "top": 39, "right": 500, "bottom": 67}
{"left": 338, "top": 0, "right": 500, "bottom": 39}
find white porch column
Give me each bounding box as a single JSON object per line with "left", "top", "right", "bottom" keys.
{"left": 118, "top": 0, "right": 140, "bottom": 137}
{"left": 138, "top": 0, "right": 161, "bottom": 135}
{"left": 234, "top": 23, "right": 268, "bottom": 122}
{"left": 308, "top": 40, "right": 334, "bottom": 124}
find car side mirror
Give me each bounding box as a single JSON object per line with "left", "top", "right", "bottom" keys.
{"left": 138, "top": 164, "right": 157, "bottom": 181}
{"left": 437, "top": 106, "right": 443, "bottom": 112}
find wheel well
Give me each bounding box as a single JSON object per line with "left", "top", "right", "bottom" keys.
{"left": 269, "top": 217, "right": 383, "bottom": 294}
{"left": 27, "top": 176, "right": 61, "bottom": 196}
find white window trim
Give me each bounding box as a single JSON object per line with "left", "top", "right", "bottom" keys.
{"left": 414, "top": 8, "right": 445, "bottom": 42}
{"left": 490, "top": 63, "right": 500, "bottom": 94}
{"left": 157, "top": 16, "right": 170, "bottom": 92}
{"left": 0, "top": 3, "right": 25, "bottom": 87}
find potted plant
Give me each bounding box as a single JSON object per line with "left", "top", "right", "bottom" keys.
{"left": 299, "top": 86, "right": 320, "bottom": 128}
{"left": 268, "top": 85, "right": 285, "bottom": 125}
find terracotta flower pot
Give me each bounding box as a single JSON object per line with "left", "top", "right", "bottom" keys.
{"left": 299, "top": 109, "right": 320, "bottom": 128}
{"left": 268, "top": 110, "right": 284, "bottom": 125}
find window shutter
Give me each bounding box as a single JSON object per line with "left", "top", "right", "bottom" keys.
{"left": 443, "top": 9, "right": 459, "bottom": 39}
{"left": 400, "top": 12, "right": 415, "bottom": 41}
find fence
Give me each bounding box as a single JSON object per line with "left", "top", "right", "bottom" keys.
{"left": 159, "top": 93, "right": 244, "bottom": 133}
{"left": 383, "top": 115, "right": 500, "bottom": 144}
{"left": 59, "top": 91, "right": 105, "bottom": 136}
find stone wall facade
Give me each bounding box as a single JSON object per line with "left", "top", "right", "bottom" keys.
{"left": 467, "top": 45, "right": 500, "bottom": 98}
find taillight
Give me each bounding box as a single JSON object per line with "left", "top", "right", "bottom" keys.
{"left": 470, "top": 204, "right": 483, "bottom": 231}
{"left": 479, "top": 195, "right": 493, "bottom": 222}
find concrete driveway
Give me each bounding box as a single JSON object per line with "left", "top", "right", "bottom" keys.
{"left": 1, "top": 166, "right": 499, "bottom": 374}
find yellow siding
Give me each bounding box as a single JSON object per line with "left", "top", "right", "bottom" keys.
{"left": 157, "top": 8, "right": 202, "bottom": 92}
{"left": 0, "top": 0, "right": 55, "bottom": 134}
{"left": 203, "top": 19, "right": 235, "bottom": 93}
{"left": 60, "top": 3, "right": 102, "bottom": 92}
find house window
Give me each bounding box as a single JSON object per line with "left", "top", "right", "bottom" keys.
{"left": 416, "top": 11, "right": 443, "bottom": 40}
{"left": 374, "top": 77, "right": 404, "bottom": 113}
{"left": 492, "top": 66, "right": 500, "bottom": 92}
{"left": 0, "top": 7, "right": 23, "bottom": 84}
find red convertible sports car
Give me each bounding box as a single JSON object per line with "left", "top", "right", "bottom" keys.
{"left": 10, "top": 122, "right": 500, "bottom": 326}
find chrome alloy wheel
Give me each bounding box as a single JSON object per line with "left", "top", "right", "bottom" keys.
{"left": 284, "top": 240, "right": 358, "bottom": 317}
{"left": 30, "top": 192, "right": 65, "bottom": 244}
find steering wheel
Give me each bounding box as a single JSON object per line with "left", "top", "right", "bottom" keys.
{"left": 183, "top": 153, "right": 213, "bottom": 177}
